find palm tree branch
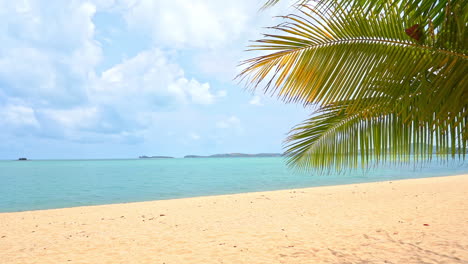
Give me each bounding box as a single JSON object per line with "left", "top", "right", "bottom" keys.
{"left": 246, "top": 0, "right": 468, "bottom": 171}
{"left": 285, "top": 102, "right": 468, "bottom": 172}
{"left": 247, "top": 37, "right": 467, "bottom": 59}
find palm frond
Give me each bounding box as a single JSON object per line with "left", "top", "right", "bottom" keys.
{"left": 285, "top": 100, "right": 468, "bottom": 172}
{"left": 240, "top": 0, "right": 468, "bottom": 171}
{"left": 239, "top": 3, "right": 467, "bottom": 110}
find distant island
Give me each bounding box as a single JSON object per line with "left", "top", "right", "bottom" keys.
{"left": 184, "top": 153, "right": 283, "bottom": 158}
{"left": 18, "top": 158, "right": 28, "bottom": 161}
{"left": 139, "top": 156, "right": 174, "bottom": 159}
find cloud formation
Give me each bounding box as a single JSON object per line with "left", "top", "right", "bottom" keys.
{"left": 0, "top": 0, "right": 307, "bottom": 158}
{"left": 92, "top": 48, "right": 221, "bottom": 108}
{"left": 0, "top": 0, "right": 101, "bottom": 106}
{"left": 0, "top": 1, "right": 223, "bottom": 144}
{"left": 0, "top": 104, "right": 39, "bottom": 128}
{"left": 122, "top": 0, "right": 250, "bottom": 48}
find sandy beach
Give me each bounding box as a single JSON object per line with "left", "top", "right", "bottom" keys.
{"left": 1, "top": 175, "right": 467, "bottom": 264}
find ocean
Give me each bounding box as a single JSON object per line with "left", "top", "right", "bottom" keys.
{"left": 1, "top": 157, "right": 467, "bottom": 213}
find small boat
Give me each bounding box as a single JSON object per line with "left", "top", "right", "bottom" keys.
{"left": 18, "top": 158, "right": 28, "bottom": 161}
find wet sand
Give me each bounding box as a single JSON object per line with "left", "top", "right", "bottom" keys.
{"left": 1, "top": 175, "right": 467, "bottom": 264}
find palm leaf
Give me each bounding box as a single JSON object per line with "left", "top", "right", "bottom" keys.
{"left": 239, "top": 0, "right": 468, "bottom": 171}
{"left": 285, "top": 99, "right": 467, "bottom": 172}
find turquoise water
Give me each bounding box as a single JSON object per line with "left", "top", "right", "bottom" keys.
{"left": 0, "top": 158, "right": 467, "bottom": 213}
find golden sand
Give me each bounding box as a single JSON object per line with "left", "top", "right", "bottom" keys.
{"left": 1, "top": 175, "right": 467, "bottom": 264}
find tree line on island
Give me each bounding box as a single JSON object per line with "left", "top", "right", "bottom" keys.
{"left": 139, "top": 153, "right": 283, "bottom": 159}
{"left": 139, "top": 144, "right": 462, "bottom": 159}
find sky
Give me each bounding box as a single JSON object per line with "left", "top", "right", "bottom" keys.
{"left": 0, "top": 0, "right": 311, "bottom": 159}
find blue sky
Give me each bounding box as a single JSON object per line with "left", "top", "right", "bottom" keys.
{"left": 0, "top": 0, "right": 310, "bottom": 159}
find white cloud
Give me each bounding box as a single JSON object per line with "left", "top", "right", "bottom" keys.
{"left": 0, "top": 0, "right": 101, "bottom": 105}
{"left": 0, "top": 47, "right": 56, "bottom": 96}
{"left": 249, "top": 95, "right": 263, "bottom": 106}
{"left": 0, "top": 0, "right": 229, "bottom": 143}
{"left": 0, "top": 104, "right": 39, "bottom": 128}
{"left": 115, "top": 0, "right": 296, "bottom": 83}
{"left": 170, "top": 78, "right": 215, "bottom": 105}
{"left": 91, "top": 48, "right": 220, "bottom": 108}
{"left": 0, "top": 0, "right": 299, "bottom": 151}
{"left": 40, "top": 107, "right": 99, "bottom": 129}
{"left": 121, "top": 0, "right": 250, "bottom": 49}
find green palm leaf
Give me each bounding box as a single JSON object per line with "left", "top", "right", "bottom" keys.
{"left": 239, "top": 0, "right": 468, "bottom": 171}
{"left": 285, "top": 99, "right": 467, "bottom": 172}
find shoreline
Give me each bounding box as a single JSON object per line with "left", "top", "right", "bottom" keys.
{"left": 2, "top": 173, "right": 468, "bottom": 214}
{"left": 1, "top": 174, "right": 467, "bottom": 263}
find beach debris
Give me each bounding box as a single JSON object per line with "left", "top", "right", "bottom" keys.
{"left": 160, "top": 214, "right": 165, "bottom": 216}
{"left": 423, "top": 224, "right": 430, "bottom": 226}
{"left": 1, "top": 236, "right": 6, "bottom": 238}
